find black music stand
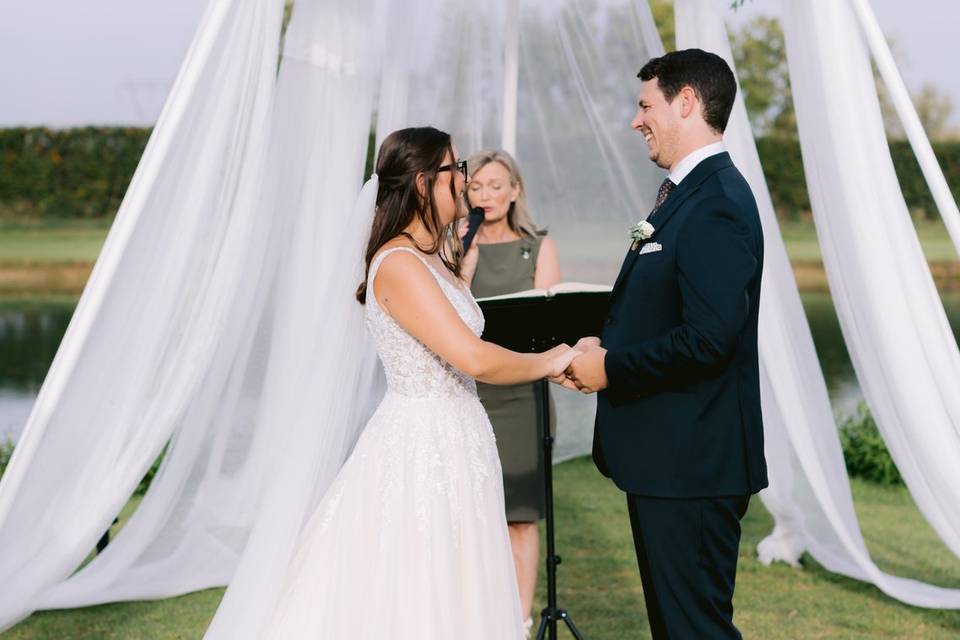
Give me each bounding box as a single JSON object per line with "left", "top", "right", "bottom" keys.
{"left": 477, "top": 289, "right": 610, "bottom": 640}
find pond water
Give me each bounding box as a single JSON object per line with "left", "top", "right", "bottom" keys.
{"left": 2, "top": 295, "right": 960, "bottom": 446}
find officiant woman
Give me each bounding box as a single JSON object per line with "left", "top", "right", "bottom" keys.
{"left": 460, "top": 149, "right": 561, "bottom": 629}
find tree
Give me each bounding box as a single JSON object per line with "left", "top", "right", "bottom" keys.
{"left": 729, "top": 15, "right": 795, "bottom": 137}
{"left": 282, "top": 1, "right": 294, "bottom": 40}
{"left": 872, "top": 35, "right": 957, "bottom": 142}
{"left": 649, "top": 0, "right": 674, "bottom": 51}
{"left": 650, "top": 8, "right": 797, "bottom": 138}
{"left": 879, "top": 79, "right": 956, "bottom": 142}
{"left": 914, "top": 86, "right": 956, "bottom": 141}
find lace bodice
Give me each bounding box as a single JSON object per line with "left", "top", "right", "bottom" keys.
{"left": 366, "top": 247, "right": 485, "bottom": 398}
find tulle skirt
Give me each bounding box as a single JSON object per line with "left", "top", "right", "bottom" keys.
{"left": 262, "top": 391, "right": 525, "bottom": 639}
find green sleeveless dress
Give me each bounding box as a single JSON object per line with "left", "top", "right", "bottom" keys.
{"left": 470, "top": 233, "right": 555, "bottom": 522}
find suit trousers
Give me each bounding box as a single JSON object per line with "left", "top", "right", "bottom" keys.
{"left": 626, "top": 493, "right": 750, "bottom": 639}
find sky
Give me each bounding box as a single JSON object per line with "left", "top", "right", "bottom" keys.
{"left": 0, "top": 0, "right": 957, "bottom": 128}
{"left": 725, "top": 0, "right": 960, "bottom": 127}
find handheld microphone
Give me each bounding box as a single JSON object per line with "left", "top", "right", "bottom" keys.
{"left": 462, "top": 207, "right": 485, "bottom": 252}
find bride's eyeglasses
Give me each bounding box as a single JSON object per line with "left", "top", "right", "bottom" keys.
{"left": 437, "top": 159, "right": 468, "bottom": 181}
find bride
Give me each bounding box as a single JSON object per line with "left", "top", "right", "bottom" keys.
{"left": 261, "top": 126, "right": 578, "bottom": 638}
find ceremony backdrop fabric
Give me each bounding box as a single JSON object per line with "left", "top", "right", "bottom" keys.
{"left": 779, "top": 0, "right": 960, "bottom": 601}
{"left": 678, "top": 0, "right": 960, "bottom": 608}
{"left": 1, "top": 0, "right": 960, "bottom": 633}
{"left": 0, "top": 0, "right": 290, "bottom": 626}
{"left": 0, "top": 0, "right": 389, "bottom": 632}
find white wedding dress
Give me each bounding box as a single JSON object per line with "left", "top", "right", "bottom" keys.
{"left": 262, "top": 247, "right": 525, "bottom": 638}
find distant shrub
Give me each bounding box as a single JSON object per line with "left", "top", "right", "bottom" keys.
{"left": 0, "top": 127, "right": 150, "bottom": 220}
{"left": 0, "top": 438, "right": 13, "bottom": 480}
{"left": 838, "top": 403, "right": 903, "bottom": 486}
{"left": 135, "top": 445, "right": 167, "bottom": 496}
{"left": 1, "top": 128, "right": 958, "bottom": 221}
{"left": 748, "top": 138, "right": 960, "bottom": 219}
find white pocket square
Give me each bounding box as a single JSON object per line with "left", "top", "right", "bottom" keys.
{"left": 639, "top": 242, "right": 662, "bottom": 255}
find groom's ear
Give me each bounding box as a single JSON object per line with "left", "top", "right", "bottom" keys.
{"left": 677, "top": 85, "right": 699, "bottom": 120}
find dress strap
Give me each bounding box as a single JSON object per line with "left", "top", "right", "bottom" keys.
{"left": 367, "top": 245, "right": 483, "bottom": 329}
{"left": 368, "top": 246, "right": 434, "bottom": 285}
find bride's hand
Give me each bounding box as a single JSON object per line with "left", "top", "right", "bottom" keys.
{"left": 544, "top": 344, "right": 580, "bottom": 380}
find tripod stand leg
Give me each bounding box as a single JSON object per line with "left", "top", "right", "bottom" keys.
{"left": 533, "top": 380, "right": 586, "bottom": 640}
{"left": 534, "top": 608, "right": 585, "bottom": 640}
{"left": 534, "top": 612, "right": 549, "bottom": 639}
{"left": 560, "top": 610, "right": 587, "bottom": 640}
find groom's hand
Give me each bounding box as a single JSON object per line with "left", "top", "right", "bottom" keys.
{"left": 566, "top": 344, "right": 608, "bottom": 394}
{"left": 549, "top": 370, "right": 582, "bottom": 391}
{"left": 574, "top": 336, "right": 601, "bottom": 351}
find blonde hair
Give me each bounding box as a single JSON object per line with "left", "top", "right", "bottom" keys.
{"left": 465, "top": 149, "right": 540, "bottom": 240}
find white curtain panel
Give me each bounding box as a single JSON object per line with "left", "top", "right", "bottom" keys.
{"left": 781, "top": 0, "right": 960, "bottom": 571}
{"left": 374, "top": 0, "right": 671, "bottom": 462}
{"left": 513, "top": 0, "right": 668, "bottom": 459}
{"left": 678, "top": 0, "right": 960, "bottom": 607}
{"left": 847, "top": 0, "right": 960, "bottom": 254}
{"left": 0, "top": 0, "right": 386, "bottom": 632}
{"left": 205, "top": 1, "right": 387, "bottom": 635}
{"left": 0, "top": 0, "right": 288, "bottom": 629}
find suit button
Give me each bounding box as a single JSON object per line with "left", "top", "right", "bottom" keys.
{"left": 605, "top": 316, "right": 613, "bottom": 325}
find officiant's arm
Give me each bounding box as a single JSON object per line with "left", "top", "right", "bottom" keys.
{"left": 603, "top": 200, "right": 758, "bottom": 402}
{"left": 373, "top": 251, "right": 576, "bottom": 384}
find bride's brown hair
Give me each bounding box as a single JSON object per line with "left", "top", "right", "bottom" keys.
{"left": 356, "top": 127, "right": 464, "bottom": 304}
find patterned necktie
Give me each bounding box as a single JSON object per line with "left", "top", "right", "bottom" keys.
{"left": 649, "top": 178, "right": 676, "bottom": 220}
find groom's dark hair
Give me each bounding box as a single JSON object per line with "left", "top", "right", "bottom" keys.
{"left": 638, "top": 49, "right": 737, "bottom": 134}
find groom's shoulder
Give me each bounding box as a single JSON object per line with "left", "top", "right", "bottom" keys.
{"left": 680, "top": 177, "right": 760, "bottom": 240}
{"left": 703, "top": 164, "right": 759, "bottom": 216}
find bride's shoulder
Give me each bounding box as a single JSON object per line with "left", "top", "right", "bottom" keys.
{"left": 371, "top": 242, "right": 434, "bottom": 288}
{"left": 372, "top": 240, "right": 425, "bottom": 270}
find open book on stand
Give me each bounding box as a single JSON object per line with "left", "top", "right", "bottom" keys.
{"left": 476, "top": 283, "right": 612, "bottom": 352}
{"left": 476, "top": 281, "right": 611, "bottom": 302}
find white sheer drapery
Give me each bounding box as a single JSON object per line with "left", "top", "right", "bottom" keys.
{"left": 374, "top": 0, "right": 669, "bottom": 462}
{"left": 205, "top": 2, "right": 387, "bottom": 635}
{"left": 678, "top": 0, "right": 960, "bottom": 607}
{"left": 3, "top": 0, "right": 960, "bottom": 631}
{"left": 0, "top": 0, "right": 288, "bottom": 625}
{"left": 0, "top": 0, "right": 387, "bottom": 633}
{"left": 847, "top": 0, "right": 960, "bottom": 254}
{"left": 781, "top": 0, "right": 960, "bottom": 582}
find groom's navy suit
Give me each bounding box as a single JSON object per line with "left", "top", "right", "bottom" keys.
{"left": 595, "top": 151, "right": 767, "bottom": 639}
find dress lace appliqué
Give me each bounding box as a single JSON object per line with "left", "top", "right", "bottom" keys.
{"left": 264, "top": 246, "right": 524, "bottom": 639}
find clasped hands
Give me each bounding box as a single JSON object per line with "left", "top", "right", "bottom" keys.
{"left": 546, "top": 337, "right": 607, "bottom": 394}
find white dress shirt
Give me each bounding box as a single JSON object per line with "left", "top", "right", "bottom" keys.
{"left": 667, "top": 141, "right": 726, "bottom": 187}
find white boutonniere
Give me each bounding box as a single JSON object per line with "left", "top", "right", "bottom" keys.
{"left": 629, "top": 220, "right": 655, "bottom": 250}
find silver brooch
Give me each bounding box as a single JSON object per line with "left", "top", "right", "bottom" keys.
{"left": 521, "top": 247, "right": 531, "bottom": 260}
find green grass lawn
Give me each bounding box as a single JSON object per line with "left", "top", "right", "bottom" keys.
{"left": 1, "top": 219, "right": 956, "bottom": 268}
{"left": 7, "top": 457, "right": 960, "bottom": 639}
{"left": 0, "top": 221, "right": 111, "bottom": 265}
{"left": 779, "top": 218, "right": 958, "bottom": 263}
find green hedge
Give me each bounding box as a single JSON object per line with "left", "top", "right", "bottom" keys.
{"left": 1, "top": 128, "right": 958, "bottom": 221}
{"left": 0, "top": 127, "right": 150, "bottom": 219}
{"left": 755, "top": 137, "right": 960, "bottom": 219}
{"left": 0, "top": 438, "right": 13, "bottom": 480}
{"left": 838, "top": 403, "right": 903, "bottom": 486}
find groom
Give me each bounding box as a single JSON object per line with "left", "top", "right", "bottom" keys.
{"left": 562, "top": 49, "right": 767, "bottom": 638}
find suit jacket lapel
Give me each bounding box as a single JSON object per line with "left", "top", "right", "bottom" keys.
{"left": 611, "top": 152, "right": 734, "bottom": 298}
